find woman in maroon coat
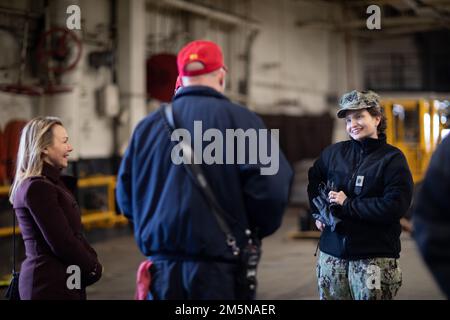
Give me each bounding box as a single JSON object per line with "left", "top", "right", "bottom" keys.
{"left": 9, "top": 116, "right": 102, "bottom": 300}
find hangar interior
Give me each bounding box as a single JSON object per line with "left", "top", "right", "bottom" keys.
{"left": 0, "top": 0, "right": 449, "bottom": 299}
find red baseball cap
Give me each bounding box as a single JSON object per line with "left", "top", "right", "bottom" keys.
{"left": 177, "top": 40, "right": 227, "bottom": 77}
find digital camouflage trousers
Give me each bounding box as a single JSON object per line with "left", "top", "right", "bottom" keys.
{"left": 316, "top": 250, "right": 402, "bottom": 300}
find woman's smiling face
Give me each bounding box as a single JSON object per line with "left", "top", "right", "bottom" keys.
{"left": 345, "top": 109, "right": 381, "bottom": 141}
{"left": 43, "top": 125, "right": 73, "bottom": 169}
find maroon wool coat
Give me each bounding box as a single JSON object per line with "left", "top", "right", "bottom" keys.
{"left": 13, "top": 162, "right": 102, "bottom": 300}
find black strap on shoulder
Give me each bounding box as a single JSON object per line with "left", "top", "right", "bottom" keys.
{"left": 159, "top": 103, "right": 240, "bottom": 256}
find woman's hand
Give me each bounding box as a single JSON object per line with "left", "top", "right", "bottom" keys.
{"left": 315, "top": 220, "right": 325, "bottom": 231}
{"left": 328, "top": 191, "right": 347, "bottom": 206}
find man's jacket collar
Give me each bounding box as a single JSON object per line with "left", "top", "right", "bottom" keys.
{"left": 173, "top": 85, "right": 229, "bottom": 102}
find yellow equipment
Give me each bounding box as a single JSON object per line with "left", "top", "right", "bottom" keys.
{"left": 77, "top": 175, "right": 128, "bottom": 230}
{"left": 382, "top": 97, "right": 450, "bottom": 183}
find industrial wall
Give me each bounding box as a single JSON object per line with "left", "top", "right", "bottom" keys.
{"left": 0, "top": 0, "right": 376, "bottom": 162}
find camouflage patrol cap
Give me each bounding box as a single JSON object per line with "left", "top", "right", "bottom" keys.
{"left": 337, "top": 90, "right": 381, "bottom": 118}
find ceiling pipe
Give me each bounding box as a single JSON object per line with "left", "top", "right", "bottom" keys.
{"left": 0, "top": 6, "right": 41, "bottom": 18}
{"left": 154, "top": 0, "right": 260, "bottom": 30}
{"left": 297, "top": 16, "right": 443, "bottom": 30}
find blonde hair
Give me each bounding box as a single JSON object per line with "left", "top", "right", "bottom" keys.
{"left": 9, "top": 116, "right": 63, "bottom": 204}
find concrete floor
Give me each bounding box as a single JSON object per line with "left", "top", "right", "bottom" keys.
{"left": 85, "top": 208, "right": 445, "bottom": 300}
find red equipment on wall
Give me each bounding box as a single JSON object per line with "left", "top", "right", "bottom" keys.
{"left": 0, "top": 129, "right": 7, "bottom": 185}
{"left": 3, "top": 120, "right": 28, "bottom": 183}
{"left": 146, "top": 53, "right": 178, "bottom": 102}
{"left": 36, "top": 27, "right": 82, "bottom": 94}
{"left": 36, "top": 27, "right": 83, "bottom": 75}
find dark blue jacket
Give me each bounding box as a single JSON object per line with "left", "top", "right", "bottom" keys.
{"left": 308, "top": 135, "right": 413, "bottom": 260}
{"left": 116, "top": 86, "right": 293, "bottom": 261}
{"left": 413, "top": 135, "right": 450, "bottom": 298}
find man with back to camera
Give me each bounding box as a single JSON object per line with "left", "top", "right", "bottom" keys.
{"left": 413, "top": 134, "right": 450, "bottom": 299}
{"left": 116, "top": 40, "right": 293, "bottom": 300}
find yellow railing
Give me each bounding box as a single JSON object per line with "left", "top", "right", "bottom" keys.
{"left": 0, "top": 185, "right": 15, "bottom": 237}
{"left": 77, "top": 175, "right": 128, "bottom": 230}
{"left": 0, "top": 185, "right": 10, "bottom": 197}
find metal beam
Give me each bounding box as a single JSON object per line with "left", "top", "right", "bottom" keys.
{"left": 155, "top": 0, "right": 260, "bottom": 30}
{"left": 351, "top": 24, "right": 447, "bottom": 37}
{"left": 343, "top": 16, "right": 441, "bottom": 28}
{"left": 421, "top": 0, "right": 450, "bottom": 5}
{"left": 0, "top": 6, "right": 41, "bottom": 18}
{"left": 297, "top": 16, "right": 440, "bottom": 29}
{"left": 337, "top": 0, "right": 405, "bottom": 7}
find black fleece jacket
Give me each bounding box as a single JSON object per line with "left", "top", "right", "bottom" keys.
{"left": 308, "top": 134, "right": 413, "bottom": 260}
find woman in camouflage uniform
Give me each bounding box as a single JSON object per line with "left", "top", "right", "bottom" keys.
{"left": 308, "top": 90, "right": 413, "bottom": 300}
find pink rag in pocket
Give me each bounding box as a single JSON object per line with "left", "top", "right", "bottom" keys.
{"left": 135, "top": 260, "right": 153, "bottom": 300}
